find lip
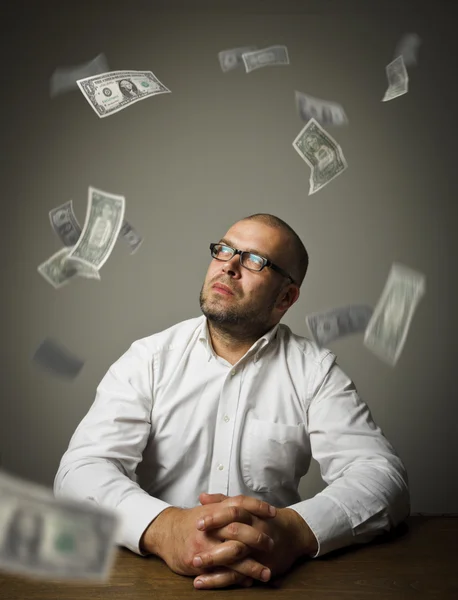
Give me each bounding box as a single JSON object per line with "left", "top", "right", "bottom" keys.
{"left": 212, "top": 283, "right": 234, "bottom": 295}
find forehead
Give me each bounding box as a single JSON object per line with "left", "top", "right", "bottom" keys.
{"left": 219, "top": 222, "right": 288, "bottom": 263}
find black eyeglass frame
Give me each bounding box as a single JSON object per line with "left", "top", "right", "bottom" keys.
{"left": 209, "top": 243, "right": 296, "bottom": 286}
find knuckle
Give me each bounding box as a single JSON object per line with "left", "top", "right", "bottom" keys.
{"left": 249, "top": 560, "right": 264, "bottom": 578}
{"left": 234, "top": 494, "right": 244, "bottom": 506}
{"left": 230, "top": 505, "right": 240, "bottom": 521}
{"left": 227, "top": 521, "right": 239, "bottom": 535}
{"left": 233, "top": 542, "right": 246, "bottom": 558}
{"left": 203, "top": 554, "right": 213, "bottom": 566}
{"left": 229, "top": 569, "right": 240, "bottom": 584}
{"left": 184, "top": 554, "right": 195, "bottom": 569}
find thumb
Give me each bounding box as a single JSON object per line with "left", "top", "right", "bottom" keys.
{"left": 199, "top": 492, "right": 228, "bottom": 504}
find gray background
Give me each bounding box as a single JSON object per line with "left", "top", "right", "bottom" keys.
{"left": 1, "top": 0, "right": 457, "bottom": 514}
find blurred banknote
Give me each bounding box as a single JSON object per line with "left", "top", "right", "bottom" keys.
{"left": 395, "top": 33, "right": 421, "bottom": 67}
{"left": 364, "top": 263, "right": 426, "bottom": 366}
{"left": 382, "top": 56, "right": 408, "bottom": 101}
{"left": 292, "top": 117, "right": 348, "bottom": 195}
{"left": 218, "top": 46, "right": 257, "bottom": 72}
{"left": 119, "top": 221, "right": 143, "bottom": 254}
{"left": 49, "top": 200, "right": 82, "bottom": 247}
{"left": 295, "top": 90, "right": 348, "bottom": 126}
{"left": 38, "top": 247, "right": 100, "bottom": 289}
{"left": 306, "top": 304, "right": 374, "bottom": 346}
{"left": 0, "top": 470, "right": 120, "bottom": 581}
{"left": 242, "top": 45, "right": 289, "bottom": 72}
{"left": 67, "top": 187, "right": 125, "bottom": 271}
{"left": 50, "top": 53, "right": 109, "bottom": 98}
{"left": 32, "top": 337, "right": 84, "bottom": 379}
{"left": 77, "top": 69, "right": 171, "bottom": 117}
{"left": 49, "top": 199, "right": 141, "bottom": 254}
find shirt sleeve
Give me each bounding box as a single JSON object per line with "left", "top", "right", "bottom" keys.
{"left": 287, "top": 351, "right": 411, "bottom": 558}
{"left": 53, "top": 340, "right": 172, "bottom": 556}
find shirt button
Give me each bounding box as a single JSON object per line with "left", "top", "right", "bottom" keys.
{"left": 231, "top": 370, "right": 236, "bottom": 376}
{"left": 217, "top": 464, "right": 224, "bottom": 470}
{"left": 224, "top": 415, "right": 230, "bottom": 422}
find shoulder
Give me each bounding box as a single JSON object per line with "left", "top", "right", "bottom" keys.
{"left": 279, "top": 322, "right": 336, "bottom": 369}
{"left": 278, "top": 323, "right": 343, "bottom": 396}
{"left": 124, "top": 315, "right": 205, "bottom": 358}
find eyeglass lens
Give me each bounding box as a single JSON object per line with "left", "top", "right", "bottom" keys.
{"left": 212, "top": 244, "right": 264, "bottom": 271}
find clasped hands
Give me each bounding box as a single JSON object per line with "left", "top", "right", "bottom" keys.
{"left": 189, "top": 492, "right": 308, "bottom": 590}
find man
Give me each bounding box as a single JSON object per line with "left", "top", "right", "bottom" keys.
{"left": 54, "top": 213, "right": 410, "bottom": 590}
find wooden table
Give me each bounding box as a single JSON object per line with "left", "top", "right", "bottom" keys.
{"left": 0, "top": 516, "right": 457, "bottom": 599}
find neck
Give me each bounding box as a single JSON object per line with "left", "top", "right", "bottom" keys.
{"left": 206, "top": 319, "right": 277, "bottom": 363}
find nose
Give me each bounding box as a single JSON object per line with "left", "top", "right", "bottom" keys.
{"left": 221, "top": 253, "right": 242, "bottom": 276}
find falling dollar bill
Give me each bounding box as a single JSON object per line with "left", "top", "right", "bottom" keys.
{"left": 67, "top": 187, "right": 125, "bottom": 272}
{"left": 395, "top": 33, "right": 421, "bottom": 67}
{"left": 38, "top": 247, "right": 100, "bottom": 289}
{"left": 49, "top": 199, "right": 142, "bottom": 254}
{"left": 295, "top": 90, "right": 348, "bottom": 127}
{"left": 77, "top": 69, "right": 171, "bottom": 118}
{"left": 364, "top": 263, "right": 426, "bottom": 366}
{"left": 50, "top": 53, "right": 109, "bottom": 98}
{"left": 119, "top": 220, "right": 143, "bottom": 254}
{"left": 49, "top": 200, "right": 82, "bottom": 247}
{"left": 382, "top": 56, "right": 408, "bottom": 102}
{"left": 32, "top": 338, "right": 84, "bottom": 379}
{"left": 242, "top": 45, "right": 289, "bottom": 73}
{"left": 0, "top": 470, "right": 120, "bottom": 582}
{"left": 218, "top": 46, "right": 257, "bottom": 72}
{"left": 306, "top": 304, "right": 374, "bottom": 347}
{"left": 292, "top": 117, "right": 348, "bottom": 195}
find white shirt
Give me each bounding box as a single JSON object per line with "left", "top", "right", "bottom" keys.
{"left": 54, "top": 315, "right": 410, "bottom": 558}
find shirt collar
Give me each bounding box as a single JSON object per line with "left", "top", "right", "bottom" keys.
{"left": 197, "top": 315, "right": 280, "bottom": 364}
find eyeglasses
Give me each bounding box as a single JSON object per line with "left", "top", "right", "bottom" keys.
{"left": 209, "top": 243, "right": 296, "bottom": 286}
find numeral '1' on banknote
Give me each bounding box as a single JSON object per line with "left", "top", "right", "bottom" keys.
{"left": 292, "top": 118, "right": 348, "bottom": 195}
{"left": 77, "top": 70, "right": 171, "bottom": 118}
{"left": 364, "top": 263, "right": 426, "bottom": 366}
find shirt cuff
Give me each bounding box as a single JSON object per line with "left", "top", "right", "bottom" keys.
{"left": 288, "top": 494, "right": 354, "bottom": 558}
{"left": 115, "top": 492, "right": 173, "bottom": 555}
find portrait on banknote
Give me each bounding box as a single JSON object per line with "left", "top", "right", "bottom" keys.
{"left": 2, "top": 508, "right": 43, "bottom": 564}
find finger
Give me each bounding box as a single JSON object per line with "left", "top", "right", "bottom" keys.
{"left": 199, "top": 492, "right": 227, "bottom": 505}
{"left": 226, "top": 495, "right": 277, "bottom": 519}
{"left": 193, "top": 541, "right": 271, "bottom": 583}
{"left": 197, "top": 502, "right": 275, "bottom": 533}
{"left": 197, "top": 506, "right": 275, "bottom": 552}
{"left": 210, "top": 520, "right": 275, "bottom": 552}
{"left": 199, "top": 493, "right": 276, "bottom": 518}
{"left": 194, "top": 568, "right": 255, "bottom": 590}
{"left": 197, "top": 505, "right": 251, "bottom": 531}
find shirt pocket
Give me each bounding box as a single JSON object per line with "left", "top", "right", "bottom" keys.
{"left": 240, "top": 418, "right": 308, "bottom": 493}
